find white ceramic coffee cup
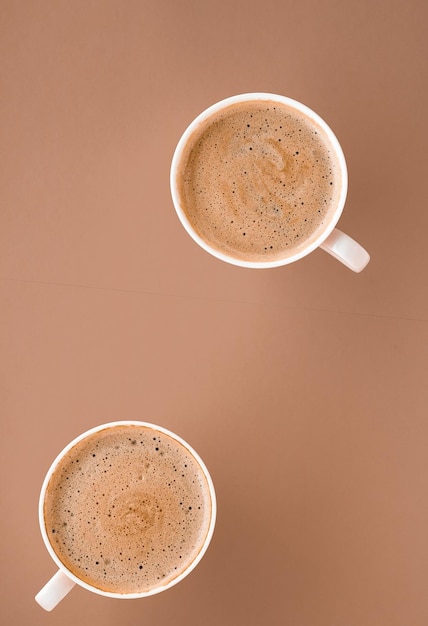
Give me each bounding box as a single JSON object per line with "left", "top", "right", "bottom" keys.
{"left": 35, "top": 421, "right": 216, "bottom": 611}
{"left": 170, "top": 92, "right": 370, "bottom": 272}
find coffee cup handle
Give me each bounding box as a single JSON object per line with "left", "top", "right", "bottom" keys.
{"left": 35, "top": 569, "right": 76, "bottom": 611}
{"left": 319, "top": 228, "right": 370, "bottom": 272}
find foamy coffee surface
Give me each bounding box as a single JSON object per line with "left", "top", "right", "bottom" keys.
{"left": 176, "top": 100, "right": 341, "bottom": 262}
{"left": 44, "top": 425, "right": 212, "bottom": 594}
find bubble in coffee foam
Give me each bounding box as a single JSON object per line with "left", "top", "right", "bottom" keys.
{"left": 44, "top": 425, "right": 212, "bottom": 594}
{"left": 176, "top": 100, "right": 342, "bottom": 262}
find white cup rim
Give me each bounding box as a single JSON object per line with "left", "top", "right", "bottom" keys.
{"left": 39, "top": 420, "right": 217, "bottom": 599}
{"left": 170, "top": 92, "right": 348, "bottom": 268}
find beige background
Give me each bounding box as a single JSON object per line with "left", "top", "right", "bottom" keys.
{"left": 1, "top": 1, "right": 427, "bottom": 625}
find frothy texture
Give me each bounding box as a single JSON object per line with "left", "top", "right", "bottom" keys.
{"left": 43, "top": 425, "right": 212, "bottom": 594}
{"left": 176, "top": 100, "right": 342, "bottom": 262}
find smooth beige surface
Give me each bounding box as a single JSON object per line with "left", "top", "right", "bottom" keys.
{"left": 1, "top": 1, "right": 427, "bottom": 625}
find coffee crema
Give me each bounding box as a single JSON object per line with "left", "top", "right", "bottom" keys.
{"left": 175, "top": 100, "right": 342, "bottom": 262}
{"left": 43, "top": 425, "right": 212, "bottom": 594}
